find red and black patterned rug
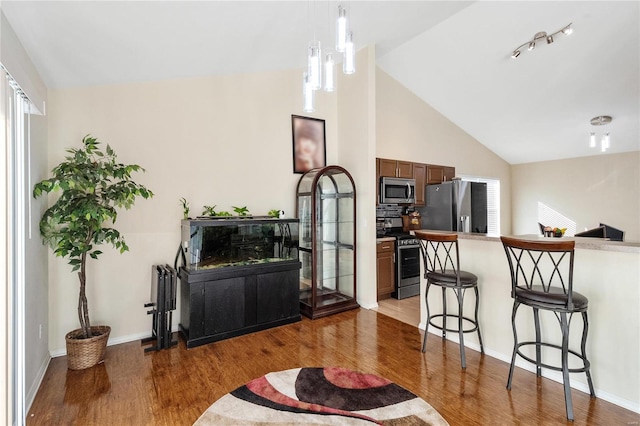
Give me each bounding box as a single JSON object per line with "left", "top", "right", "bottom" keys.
{"left": 194, "top": 367, "right": 448, "bottom": 425}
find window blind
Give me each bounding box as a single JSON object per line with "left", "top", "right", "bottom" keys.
{"left": 459, "top": 175, "right": 500, "bottom": 236}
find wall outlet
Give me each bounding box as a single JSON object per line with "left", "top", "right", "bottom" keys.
{"left": 39, "top": 324, "right": 42, "bottom": 339}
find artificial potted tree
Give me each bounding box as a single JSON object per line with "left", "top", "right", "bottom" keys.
{"left": 34, "top": 135, "right": 153, "bottom": 370}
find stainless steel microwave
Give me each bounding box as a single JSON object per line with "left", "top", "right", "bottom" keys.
{"left": 380, "top": 177, "right": 416, "bottom": 204}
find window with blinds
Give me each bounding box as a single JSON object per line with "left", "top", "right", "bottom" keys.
{"left": 537, "top": 202, "right": 577, "bottom": 236}
{"left": 459, "top": 175, "right": 500, "bottom": 236}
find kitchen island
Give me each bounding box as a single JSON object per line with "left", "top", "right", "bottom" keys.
{"left": 415, "top": 231, "right": 640, "bottom": 413}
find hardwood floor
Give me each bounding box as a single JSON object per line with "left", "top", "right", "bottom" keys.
{"left": 28, "top": 308, "right": 638, "bottom": 425}
{"left": 374, "top": 295, "right": 421, "bottom": 327}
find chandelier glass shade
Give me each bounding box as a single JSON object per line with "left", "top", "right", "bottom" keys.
{"left": 343, "top": 31, "right": 355, "bottom": 74}
{"left": 324, "top": 53, "right": 335, "bottom": 92}
{"left": 303, "top": 72, "right": 315, "bottom": 113}
{"left": 308, "top": 40, "right": 322, "bottom": 90}
{"left": 336, "top": 5, "right": 347, "bottom": 53}
{"left": 303, "top": 3, "right": 355, "bottom": 112}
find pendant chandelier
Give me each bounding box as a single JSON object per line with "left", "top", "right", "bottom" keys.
{"left": 303, "top": 3, "right": 355, "bottom": 113}
{"left": 589, "top": 115, "right": 612, "bottom": 152}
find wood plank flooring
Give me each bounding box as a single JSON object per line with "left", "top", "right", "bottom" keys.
{"left": 374, "top": 295, "right": 421, "bottom": 327}
{"left": 28, "top": 308, "right": 639, "bottom": 425}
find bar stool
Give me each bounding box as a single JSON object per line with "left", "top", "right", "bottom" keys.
{"left": 415, "top": 231, "right": 484, "bottom": 369}
{"left": 500, "top": 236, "right": 596, "bottom": 421}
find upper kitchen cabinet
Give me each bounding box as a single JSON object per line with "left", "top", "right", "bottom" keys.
{"left": 378, "top": 158, "right": 413, "bottom": 179}
{"left": 426, "top": 165, "right": 456, "bottom": 185}
{"left": 413, "top": 163, "right": 427, "bottom": 206}
{"left": 444, "top": 166, "right": 455, "bottom": 182}
{"left": 376, "top": 158, "right": 455, "bottom": 205}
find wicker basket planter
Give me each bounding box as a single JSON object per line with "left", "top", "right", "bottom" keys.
{"left": 65, "top": 325, "right": 111, "bottom": 370}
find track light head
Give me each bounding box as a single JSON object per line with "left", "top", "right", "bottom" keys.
{"left": 510, "top": 23, "right": 572, "bottom": 59}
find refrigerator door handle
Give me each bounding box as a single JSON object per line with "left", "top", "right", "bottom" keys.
{"left": 460, "top": 215, "right": 470, "bottom": 233}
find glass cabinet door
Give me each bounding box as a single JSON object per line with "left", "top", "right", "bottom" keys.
{"left": 296, "top": 166, "right": 359, "bottom": 319}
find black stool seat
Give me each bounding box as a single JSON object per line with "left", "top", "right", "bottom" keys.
{"left": 427, "top": 270, "right": 478, "bottom": 287}
{"left": 515, "top": 285, "right": 589, "bottom": 310}
{"left": 415, "top": 230, "right": 484, "bottom": 369}
{"left": 501, "top": 236, "right": 596, "bottom": 422}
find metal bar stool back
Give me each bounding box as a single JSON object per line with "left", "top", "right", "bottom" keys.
{"left": 500, "top": 236, "right": 596, "bottom": 421}
{"left": 415, "top": 231, "right": 484, "bottom": 369}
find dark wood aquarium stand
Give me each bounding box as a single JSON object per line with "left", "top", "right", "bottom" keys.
{"left": 179, "top": 261, "right": 301, "bottom": 348}
{"left": 178, "top": 217, "right": 301, "bottom": 348}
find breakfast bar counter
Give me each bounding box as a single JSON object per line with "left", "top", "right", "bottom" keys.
{"left": 414, "top": 230, "right": 640, "bottom": 413}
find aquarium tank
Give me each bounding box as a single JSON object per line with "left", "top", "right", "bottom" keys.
{"left": 181, "top": 217, "right": 299, "bottom": 271}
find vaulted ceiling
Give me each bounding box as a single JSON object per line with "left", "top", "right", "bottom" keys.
{"left": 2, "top": 1, "right": 638, "bottom": 164}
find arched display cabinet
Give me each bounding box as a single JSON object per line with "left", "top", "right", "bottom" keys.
{"left": 296, "top": 165, "right": 359, "bottom": 319}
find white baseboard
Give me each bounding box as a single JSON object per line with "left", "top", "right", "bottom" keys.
{"left": 50, "top": 330, "right": 159, "bottom": 358}
{"left": 360, "top": 302, "right": 378, "bottom": 310}
{"left": 25, "top": 354, "right": 51, "bottom": 413}
{"left": 418, "top": 323, "right": 640, "bottom": 414}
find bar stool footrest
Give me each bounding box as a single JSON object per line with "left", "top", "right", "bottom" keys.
{"left": 515, "top": 340, "right": 592, "bottom": 374}
{"left": 428, "top": 313, "right": 481, "bottom": 334}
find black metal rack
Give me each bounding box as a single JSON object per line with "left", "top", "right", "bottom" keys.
{"left": 141, "top": 264, "right": 178, "bottom": 351}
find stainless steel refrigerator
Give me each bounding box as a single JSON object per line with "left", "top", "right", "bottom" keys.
{"left": 417, "top": 180, "right": 488, "bottom": 233}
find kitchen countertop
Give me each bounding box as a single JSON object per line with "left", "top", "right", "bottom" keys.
{"left": 412, "top": 230, "right": 640, "bottom": 253}
{"left": 375, "top": 237, "right": 395, "bottom": 243}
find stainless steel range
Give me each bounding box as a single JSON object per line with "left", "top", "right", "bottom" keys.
{"left": 376, "top": 205, "right": 421, "bottom": 299}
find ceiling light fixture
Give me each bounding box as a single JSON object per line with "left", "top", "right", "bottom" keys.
{"left": 511, "top": 23, "right": 572, "bottom": 59}
{"left": 302, "top": 2, "right": 356, "bottom": 112}
{"left": 589, "top": 115, "right": 612, "bottom": 152}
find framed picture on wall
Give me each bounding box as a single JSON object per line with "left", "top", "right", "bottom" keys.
{"left": 291, "top": 115, "right": 326, "bottom": 174}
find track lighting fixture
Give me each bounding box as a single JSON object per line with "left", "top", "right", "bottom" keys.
{"left": 511, "top": 23, "right": 572, "bottom": 59}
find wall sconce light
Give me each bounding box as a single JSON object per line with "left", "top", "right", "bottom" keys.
{"left": 511, "top": 23, "right": 572, "bottom": 59}
{"left": 590, "top": 115, "right": 612, "bottom": 152}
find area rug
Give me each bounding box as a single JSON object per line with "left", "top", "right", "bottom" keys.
{"left": 194, "top": 366, "right": 449, "bottom": 425}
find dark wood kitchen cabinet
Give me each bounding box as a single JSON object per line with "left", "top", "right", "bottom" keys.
{"left": 376, "top": 158, "right": 455, "bottom": 205}
{"left": 376, "top": 158, "right": 415, "bottom": 205}
{"left": 378, "top": 158, "right": 413, "bottom": 179}
{"left": 376, "top": 240, "right": 395, "bottom": 300}
{"left": 426, "top": 165, "right": 456, "bottom": 185}
{"left": 443, "top": 166, "right": 455, "bottom": 182}
{"left": 413, "top": 163, "right": 427, "bottom": 206}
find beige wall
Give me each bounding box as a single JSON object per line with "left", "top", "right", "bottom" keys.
{"left": 337, "top": 46, "right": 378, "bottom": 309}
{"left": 47, "top": 69, "right": 339, "bottom": 353}
{"left": 512, "top": 152, "right": 640, "bottom": 242}
{"left": 375, "top": 69, "right": 512, "bottom": 234}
